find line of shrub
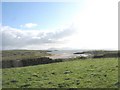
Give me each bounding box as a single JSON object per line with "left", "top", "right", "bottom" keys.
{"left": 1, "top": 57, "right": 63, "bottom": 69}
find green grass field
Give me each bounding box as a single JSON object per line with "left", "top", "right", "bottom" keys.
{"left": 2, "top": 58, "right": 118, "bottom": 88}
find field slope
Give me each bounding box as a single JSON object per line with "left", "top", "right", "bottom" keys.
{"left": 2, "top": 58, "right": 118, "bottom": 88}
{"left": 2, "top": 50, "right": 51, "bottom": 61}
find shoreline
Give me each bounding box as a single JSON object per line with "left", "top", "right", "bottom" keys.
{"left": 2, "top": 50, "right": 119, "bottom": 68}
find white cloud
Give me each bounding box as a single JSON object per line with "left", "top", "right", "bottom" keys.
{"left": 20, "top": 23, "right": 38, "bottom": 28}
{"left": 1, "top": 25, "right": 75, "bottom": 50}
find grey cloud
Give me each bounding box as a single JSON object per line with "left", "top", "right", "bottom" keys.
{"left": 1, "top": 25, "right": 75, "bottom": 50}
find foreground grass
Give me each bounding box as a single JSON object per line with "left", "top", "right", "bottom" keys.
{"left": 2, "top": 58, "right": 118, "bottom": 88}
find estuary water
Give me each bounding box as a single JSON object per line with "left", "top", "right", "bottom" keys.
{"left": 47, "top": 50, "right": 89, "bottom": 59}
{"left": 47, "top": 50, "right": 83, "bottom": 54}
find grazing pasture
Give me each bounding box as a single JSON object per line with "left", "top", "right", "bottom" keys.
{"left": 2, "top": 58, "right": 118, "bottom": 88}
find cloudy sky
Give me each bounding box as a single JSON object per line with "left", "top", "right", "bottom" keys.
{"left": 1, "top": 0, "right": 119, "bottom": 50}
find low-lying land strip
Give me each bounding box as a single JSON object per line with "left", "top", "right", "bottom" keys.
{"left": 2, "top": 50, "right": 51, "bottom": 61}
{"left": 1, "top": 50, "right": 119, "bottom": 68}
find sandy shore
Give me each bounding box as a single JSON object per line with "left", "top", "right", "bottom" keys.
{"left": 48, "top": 53, "right": 89, "bottom": 59}
{"left": 48, "top": 53, "right": 75, "bottom": 59}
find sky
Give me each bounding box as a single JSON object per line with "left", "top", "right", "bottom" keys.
{"left": 2, "top": 2, "right": 84, "bottom": 30}
{"left": 1, "top": 0, "right": 119, "bottom": 50}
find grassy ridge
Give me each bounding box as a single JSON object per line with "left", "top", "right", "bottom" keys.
{"left": 2, "top": 58, "right": 118, "bottom": 88}
{"left": 2, "top": 50, "right": 51, "bottom": 61}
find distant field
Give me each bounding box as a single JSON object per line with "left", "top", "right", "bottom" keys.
{"left": 2, "top": 50, "right": 51, "bottom": 61}
{"left": 2, "top": 58, "right": 118, "bottom": 88}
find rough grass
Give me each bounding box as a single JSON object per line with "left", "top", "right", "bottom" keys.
{"left": 2, "top": 50, "right": 51, "bottom": 61}
{"left": 2, "top": 58, "right": 118, "bottom": 88}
